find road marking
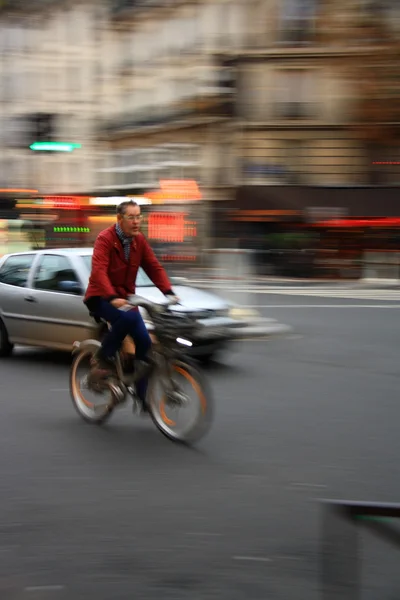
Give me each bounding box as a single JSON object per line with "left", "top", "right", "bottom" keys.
{"left": 241, "top": 304, "right": 400, "bottom": 309}
{"left": 234, "top": 336, "right": 288, "bottom": 342}
{"left": 186, "top": 532, "right": 222, "bottom": 537}
{"left": 233, "top": 556, "right": 272, "bottom": 562}
{"left": 25, "top": 585, "right": 65, "bottom": 592}
{"left": 290, "top": 482, "right": 328, "bottom": 490}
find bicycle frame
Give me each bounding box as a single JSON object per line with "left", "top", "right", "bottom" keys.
{"left": 72, "top": 296, "right": 197, "bottom": 402}
{"left": 70, "top": 297, "right": 213, "bottom": 444}
{"left": 116, "top": 335, "right": 186, "bottom": 395}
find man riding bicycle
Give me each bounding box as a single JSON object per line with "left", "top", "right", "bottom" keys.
{"left": 84, "top": 200, "right": 178, "bottom": 409}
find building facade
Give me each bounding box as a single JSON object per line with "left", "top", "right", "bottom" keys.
{"left": 95, "top": 0, "right": 399, "bottom": 250}
{"left": 0, "top": 0, "right": 107, "bottom": 194}
{"left": 96, "top": 0, "right": 243, "bottom": 196}
{"left": 231, "top": 0, "right": 400, "bottom": 190}
{"left": 0, "top": 0, "right": 398, "bottom": 261}
{"left": 95, "top": 0, "right": 247, "bottom": 251}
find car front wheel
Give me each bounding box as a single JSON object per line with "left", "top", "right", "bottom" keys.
{"left": 0, "top": 318, "right": 14, "bottom": 358}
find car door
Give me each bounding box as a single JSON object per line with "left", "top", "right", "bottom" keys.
{"left": 25, "top": 253, "right": 94, "bottom": 350}
{"left": 0, "top": 253, "right": 38, "bottom": 343}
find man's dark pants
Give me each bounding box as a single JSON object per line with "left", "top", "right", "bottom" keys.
{"left": 92, "top": 299, "right": 151, "bottom": 402}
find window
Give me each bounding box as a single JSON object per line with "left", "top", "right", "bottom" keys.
{"left": 284, "top": 140, "right": 306, "bottom": 183}
{"left": 275, "top": 69, "right": 319, "bottom": 118}
{"left": 68, "top": 9, "right": 85, "bottom": 46}
{"left": 0, "top": 254, "right": 34, "bottom": 287}
{"left": 6, "top": 26, "right": 25, "bottom": 53}
{"left": 66, "top": 66, "right": 81, "bottom": 95}
{"left": 1, "top": 74, "right": 13, "bottom": 103}
{"left": 33, "top": 255, "right": 79, "bottom": 293}
{"left": 279, "top": 0, "right": 317, "bottom": 44}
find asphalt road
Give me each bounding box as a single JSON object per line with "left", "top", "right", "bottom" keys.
{"left": 0, "top": 293, "right": 400, "bottom": 600}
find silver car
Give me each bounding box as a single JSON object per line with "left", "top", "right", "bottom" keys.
{"left": 0, "top": 248, "right": 274, "bottom": 361}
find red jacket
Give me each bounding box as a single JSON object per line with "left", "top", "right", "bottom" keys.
{"left": 84, "top": 225, "right": 172, "bottom": 302}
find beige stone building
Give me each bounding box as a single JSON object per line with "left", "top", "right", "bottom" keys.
{"left": 0, "top": 0, "right": 398, "bottom": 216}
{"left": 97, "top": 0, "right": 399, "bottom": 203}
{"left": 231, "top": 0, "right": 400, "bottom": 189}
{"left": 95, "top": 1, "right": 247, "bottom": 212}
{"left": 0, "top": 0, "right": 108, "bottom": 194}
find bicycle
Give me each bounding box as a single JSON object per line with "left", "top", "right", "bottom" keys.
{"left": 69, "top": 295, "right": 214, "bottom": 445}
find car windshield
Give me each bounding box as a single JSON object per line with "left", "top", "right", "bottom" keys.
{"left": 81, "top": 255, "right": 154, "bottom": 288}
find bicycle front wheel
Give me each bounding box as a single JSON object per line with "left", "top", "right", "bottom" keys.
{"left": 148, "top": 359, "right": 214, "bottom": 445}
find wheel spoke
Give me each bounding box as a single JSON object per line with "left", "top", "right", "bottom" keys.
{"left": 70, "top": 348, "right": 113, "bottom": 423}
{"left": 148, "top": 360, "right": 213, "bottom": 444}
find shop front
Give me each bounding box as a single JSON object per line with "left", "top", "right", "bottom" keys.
{"left": 142, "top": 179, "right": 203, "bottom": 273}
{"left": 14, "top": 195, "right": 92, "bottom": 250}
{"left": 225, "top": 186, "right": 400, "bottom": 279}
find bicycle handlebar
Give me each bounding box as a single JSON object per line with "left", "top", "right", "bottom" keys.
{"left": 125, "top": 294, "right": 178, "bottom": 315}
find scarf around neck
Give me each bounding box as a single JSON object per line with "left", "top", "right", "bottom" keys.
{"left": 115, "top": 223, "right": 132, "bottom": 261}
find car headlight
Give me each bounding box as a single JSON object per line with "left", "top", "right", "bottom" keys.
{"left": 229, "top": 307, "right": 260, "bottom": 320}
{"left": 176, "top": 337, "right": 193, "bottom": 347}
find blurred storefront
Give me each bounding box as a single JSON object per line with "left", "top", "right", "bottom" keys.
{"left": 14, "top": 195, "right": 93, "bottom": 250}
{"left": 0, "top": 186, "right": 202, "bottom": 265}
{"left": 223, "top": 185, "right": 400, "bottom": 279}
{"left": 142, "top": 180, "right": 202, "bottom": 269}
{"left": 88, "top": 180, "right": 204, "bottom": 271}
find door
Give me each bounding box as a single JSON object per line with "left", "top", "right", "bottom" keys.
{"left": 25, "top": 253, "right": 94, "bottom": 350}
{"left": 0, "top": 253, "right": 37, "bottom": 342}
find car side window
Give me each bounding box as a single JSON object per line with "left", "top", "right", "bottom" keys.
{"left": 33, "top": 255, "right": 79, "bottom": 293}
{"left": 0, "top": 254, "right": 35, "bottom": 287}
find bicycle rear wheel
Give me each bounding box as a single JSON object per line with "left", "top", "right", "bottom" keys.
{"left": 147, "top": 359, "right": 214, "bottom": 445}
{"left": 70, "top": 347, "right": 115, "bottom": 425}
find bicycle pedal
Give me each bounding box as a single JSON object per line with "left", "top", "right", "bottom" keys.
{"left": 131, "top": 395, "right": 142, "bottom": 411}
{"left": 166, "top": 391, "right": 188, "bottom": 407}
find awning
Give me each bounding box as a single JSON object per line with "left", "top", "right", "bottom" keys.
{"left": 314, "top": 218, "right": 400, "bottom": 228}
{"left": 234, "top": 186, "right": 400, "bottom": 218}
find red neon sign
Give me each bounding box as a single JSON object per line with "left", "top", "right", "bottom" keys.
{"left": 147, "top": 213, "right": 198, "bottom": 242}
{"left": 148, "top": 213, "right": 185, "bottom": 242}
{"left": 41, "top": 196, "right": 83, "bottom": 210}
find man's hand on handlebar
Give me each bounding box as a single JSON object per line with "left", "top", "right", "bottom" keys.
{"left": 166, "top": 294, "right": 180, "bottom": 305}
{"left": 111, "top": 298, "right": 130, "bottom": 309}
{"left": 111, "top": 294, "right": 180, "bottom": 314}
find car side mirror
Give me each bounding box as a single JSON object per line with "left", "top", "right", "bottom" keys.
{"left": 58, "top": 280, "right": 82, "bottom": 295}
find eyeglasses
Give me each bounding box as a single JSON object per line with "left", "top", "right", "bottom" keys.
{"left": 124, "top": 215, "right": 142, "bottom": 222}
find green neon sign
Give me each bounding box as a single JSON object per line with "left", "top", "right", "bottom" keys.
{"left": 30, "top": 142, "right": 82, "bottom": 152}
{"left": 54, "top": 227, "right": 90, "bottom": 233}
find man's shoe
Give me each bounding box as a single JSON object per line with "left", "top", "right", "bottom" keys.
{"left": 89, "top": 353, "right": 115, "bottom": 381}
{"left": 131, "top": 395, "right": 150, "bottom": 417}
{"left": 140, "top": 401, "right": 150, "bottom": 417}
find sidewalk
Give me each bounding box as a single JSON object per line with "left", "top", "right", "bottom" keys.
{"left": 177, "top": 269, "right": 400, "bottom": 288}
{"left": 187, "top": 275, "right": 400, "bottom": 289}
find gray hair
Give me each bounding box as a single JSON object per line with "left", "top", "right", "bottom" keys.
{"left": 117, "top": 200, "right": 139, "bottom": 216}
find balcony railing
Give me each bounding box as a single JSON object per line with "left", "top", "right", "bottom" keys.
{"left": 275, "top": 102, "right": 319, "bottom": 120}
{"left": 0, "top": 0, "right": 62, "bottom": 12}
{"left": 279, "top": 21, "right": 316, "bottom": 45}
{"left": 110, "top": 0, "right": 167, "bottom": 18}
{"left": 98, "top": 94, "right": 235, "bottom": 135}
